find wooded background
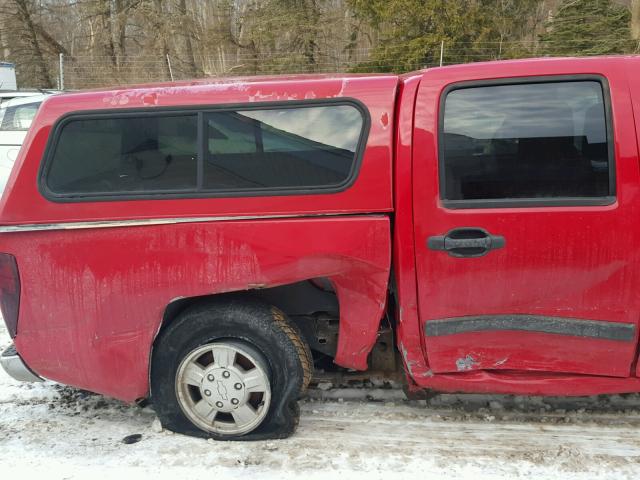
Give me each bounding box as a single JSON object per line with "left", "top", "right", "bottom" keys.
{"left": 1, "top": 0, "right": 639, "bottom": 89}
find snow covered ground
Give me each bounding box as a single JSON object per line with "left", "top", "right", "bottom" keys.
{"left": 2, "top": 323, "right": 640, "bottom": 479}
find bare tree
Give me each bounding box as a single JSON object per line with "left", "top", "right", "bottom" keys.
{"left": 632, "top": 0, "right": 640, "bottom": 39}
{"left": 1, "top": 0, "right": 636, "bottom": 89}
{"left": 3, "top": 0, "right": 54, "bottom": 87}
{"left": 178, "top": 0, "right": 198, "bottom": 76}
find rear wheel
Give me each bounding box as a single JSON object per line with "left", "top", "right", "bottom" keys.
{"left": 175, "top": 341, "right": 271, "bottom": 436}
{"left": 151, "top": 297, "right": 312, "bottom": 440}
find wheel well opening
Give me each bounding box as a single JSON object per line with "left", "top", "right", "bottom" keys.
{"left": 158, "top": 278, "right": 341, "bottom": 363}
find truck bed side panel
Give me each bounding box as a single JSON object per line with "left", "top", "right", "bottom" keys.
{"left": 5, "top": 215, "right": 390, "bottom": 401}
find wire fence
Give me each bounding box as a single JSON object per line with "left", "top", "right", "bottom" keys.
{"left": 47, "top": 40, "right": 640, "bottom": 90}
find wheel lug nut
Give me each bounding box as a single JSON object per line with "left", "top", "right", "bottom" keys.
{"left": 215, "top": 401, "right": 223, "bottom": 408}
{"left": 203, "top": 389, "right": 211, "bottom": 397}
{"left": 207, "top": 374, "right": 214, "bottom": 381}
{"left": 231, "top": 398, "right": 239, "bottom": 405}
{"left": 234, "top": 383, "right": 242, "bottom": 390}
{"left": 222, "top": 371, "right": 230, "bottom": 378}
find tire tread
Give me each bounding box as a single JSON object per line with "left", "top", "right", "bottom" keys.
{"left": 269, "top": 306, "right": 313, "bottom": 392}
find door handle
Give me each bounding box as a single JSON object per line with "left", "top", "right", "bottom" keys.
{"left": 427, "top": 228, "right": 505, "bottom": 258}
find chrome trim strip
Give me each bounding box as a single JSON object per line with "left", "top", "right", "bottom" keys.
{"left": 424, "top": 315, "right": 636, "bottom": 342}
{"left": 0, "top": 213, "right": 346, "bottom": 233}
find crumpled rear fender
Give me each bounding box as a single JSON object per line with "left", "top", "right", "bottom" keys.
{"left": 7, "top": 215, "right": 390, "bottom": 401}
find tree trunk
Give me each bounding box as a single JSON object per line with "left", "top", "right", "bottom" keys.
{"left": 153, "top": 0, "right": 172, "bottom": 80}
{"left": 178, "top": 0, "right": 198, "bottom": 77}
{"left": 302, "top": 0, "right": 320, "bottom": 72}
{"left": 33, "top": 23, "right": 70, "bottom": 56}
{"left": 632, "top": 0, "right": 640, "bottom": 40}
{"left": 99, "top": 0, "right": 117, "bottom": 67}
{"left": 114, "top": 0, "right": 127, "bottom": 65}
{"left": 13, "top": 0, "right": 53, "bottom": 87}
{"left": 0, "top": 26, "right": 11, "bottom": 60}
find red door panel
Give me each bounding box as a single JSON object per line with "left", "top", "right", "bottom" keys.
{"left": 627, "top": 57, "right": 640, "bottom": 378}
{"left": 413, "top": 59, "right": 640, "bottom": 378}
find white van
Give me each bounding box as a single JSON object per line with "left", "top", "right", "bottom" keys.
{"left": 0, "top": 94, "right": 51, "bottom": 191}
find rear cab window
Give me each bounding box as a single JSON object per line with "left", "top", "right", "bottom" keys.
{"left": 0, "top": 101, "right": 43, "bottom": 195}
{"left": 0, "top": 102, "right": 41, "bottom": 131}
{"left": 41, "top": 101, "right": 367, "bottom": 200}
{"left": 440, "top": 77, "right": 613, "bottom": 208}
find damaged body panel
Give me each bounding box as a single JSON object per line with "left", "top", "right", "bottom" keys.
{"left": 3, "top": 57, "right": 640, "bottom": 437}
{"left": 407, "top": 57, "right": 640, "bottom": 393}
{"left": 3, "top": 215, "right": 390, "bottom": 401}
{"left": 0, "top": 73, "right": 396, "bottom": 405}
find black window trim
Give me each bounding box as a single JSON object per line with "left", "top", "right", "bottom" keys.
{"left": 438, "top": 74, "right": 616, "bottom": 209}
{"left": 38, "top": 97, "right": 371, "bottom": 202}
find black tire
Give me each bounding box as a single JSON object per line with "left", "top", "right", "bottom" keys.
{"left": 150, "top": 295, "right": 313, "bottom": 440}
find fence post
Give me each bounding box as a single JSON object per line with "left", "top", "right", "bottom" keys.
{"left": 439, "top": 41, "right": 444, "bottom": 67}
{"left": 166, "top": 54, "right": 174, "bottom": 81}
{"left": 58, "top": 53, "right": 64, "bottom": 90}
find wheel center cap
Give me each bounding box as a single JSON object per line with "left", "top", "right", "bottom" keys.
{"left": 200, "top": 367, "right": 245, "bottom": 411}
{"left": 216, "top": 380, "right": 229, "bottom": 400}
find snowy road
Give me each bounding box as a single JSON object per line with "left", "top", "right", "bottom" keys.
{"left": 2, "top": 326, "right": 640, "bottom": 479}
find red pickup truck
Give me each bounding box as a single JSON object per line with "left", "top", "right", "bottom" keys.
{"left": 1, "top": 56, "right": 640, "bottom": 440}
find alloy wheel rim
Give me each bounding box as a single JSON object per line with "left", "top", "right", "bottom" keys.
{"left": 175, "top": 341, "right": 271, "bottom": 435}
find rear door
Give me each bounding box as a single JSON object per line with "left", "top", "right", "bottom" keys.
{"left": 413, "top": 60, "right": 640, "bottom": 377}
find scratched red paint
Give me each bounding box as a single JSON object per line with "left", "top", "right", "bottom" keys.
{"left": 403, "top": 57, "right": 640, "bottom": 395}
{"left": 0, "top": 75, "right": 397, "bottom": 225}
{"left": 2, "top": 57, "right": 640, "bottom": 402}
{"left": 4, "top": 217, "right": 390, "bottom": 400}
{"left": 380, "top": 112, "right": 389, "bottom": 127}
